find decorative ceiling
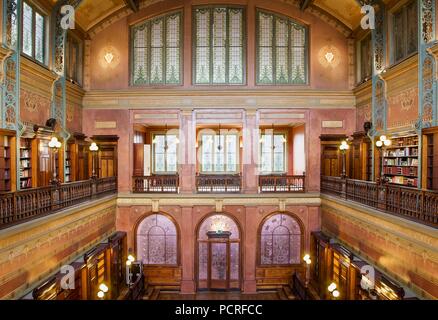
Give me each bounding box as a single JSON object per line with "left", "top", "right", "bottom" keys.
{"left": 313, "top": 0, "right": 363, "bottom": 30}
{"left": 52, "top": 0, "right": 366, "bottom": 32}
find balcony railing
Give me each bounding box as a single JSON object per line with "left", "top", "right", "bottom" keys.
{"left": 321, "top": 176, "right": 438, "bottom": 228}
{"left": 133, "top": 175, "right": 179, "bottom": 193}
{"left": 0, "top": 177, "right": 117, "bottom": 229}
{"left": 259, "top": 175, "right": 305, "bottom": 193}
{"left": 196, "top": 174, "right": 242, "bottom": 193}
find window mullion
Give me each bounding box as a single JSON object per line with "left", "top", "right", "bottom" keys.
{"left": 147, "top": 21, "right": 152, "bottom": 85}
{"left": 210, "top": 8, "right": 214, "bottom": 85}
{"left": 163, "top": 16, "right": 167, "bottom": 84}
{"left": 225, "top": 8, "right": 230, "bottom": 84}
{"left": 272, "top": 16, "right": 277, "bottom": 85}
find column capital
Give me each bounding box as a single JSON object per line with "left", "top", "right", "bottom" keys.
{"left": 245, "top": 108, "right": 259, "bottom": 117}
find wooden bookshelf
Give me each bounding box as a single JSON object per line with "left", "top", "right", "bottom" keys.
{"left": 65, "top": 142, "right": 72, "bottom": 183}
{"left": 383, "top": 135, "right": 419, "bottom": 187}
{"left": 20, "top": 137, "right": 33, "bottom": 189}
{"left": 423, "top": 127, "right": 438, "bottom": 191}
{"left": 0, "top": 130, "right": 16, "bottom": 192}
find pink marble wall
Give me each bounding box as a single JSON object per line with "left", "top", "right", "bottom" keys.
{"left": 116, "top": 203, "right": 321, "bottom": 293}
{"left": 82, "top": 109, "right": 131, "bottom": 192}
{"left": 356, "top": 103, "right": 371, "bottom": 132}
{"left": 89, "top": 0, "right": 350, "bottom": 91}
{"left": 66, "top": 103, "right": 83, "bottom": 133}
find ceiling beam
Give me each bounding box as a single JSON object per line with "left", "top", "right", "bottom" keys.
{"left": 124, "top": 0, "right": 139, "bottom": 12}
{"left": 300, "top": 0, "right": 313, "bottom": 11}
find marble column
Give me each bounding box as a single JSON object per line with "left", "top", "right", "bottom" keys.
{"left": 180, "top": 206, "right": 196, "bottom": 293}
{"left": 179, "top": 110, "right": 196, "bottom": 193}
{"left": 242, "top": 109, "right": 259, "bottom": 194}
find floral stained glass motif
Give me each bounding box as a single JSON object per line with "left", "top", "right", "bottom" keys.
{"left": 137, "top": 214, "right": 178, "bottom": 265}
{"left": 132, "top": 12, "right": 182, "bottom": 85}
{"left": 257, "top": 11, "right": 307, "bottom": 85}
{"left": 194, "top": 7, "right": 245, "bottom": 85}
{"left": 260, "top": 214, "right": 302, "bottom": 265}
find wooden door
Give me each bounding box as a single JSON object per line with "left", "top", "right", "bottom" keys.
{"left": 321, "top": 146, "right": 340, "bottom": 177}
{"left": 99, "top": 148, "right": 115, "bottom": 178}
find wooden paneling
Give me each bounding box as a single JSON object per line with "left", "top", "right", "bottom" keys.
{"left": 143, "top": 266, "right": 182, "bottom": 289}
{"left": 256, "top": 266, "right": 305, "bottom": 289}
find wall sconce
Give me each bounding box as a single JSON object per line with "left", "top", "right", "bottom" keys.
{"left": 325, "top": 52, "right": 335, "bottom": 64}
{"left": 104, "top": 52, "right": 114, "bottom": 64}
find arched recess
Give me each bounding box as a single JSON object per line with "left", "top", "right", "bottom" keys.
{"left": 195, "top": 213, "right": 242, "bottom": 291}
{"left": 256, "top": 211, "right": 305, "bottom": 289}
{"left": 134, "top": 212, "right": 182, "bottom": 288}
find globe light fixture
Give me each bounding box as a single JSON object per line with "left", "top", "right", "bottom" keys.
{"left": 97, "top": 291, "right": 104, "bottom": 299}
{"left": 128, "top": 254, "right": 135, "bottom": 262}
{"left": 328, "top": 282, "right": 337, "bottom": 293}
{"left": 99, "top": 283, "right": 109, "bottom": 293}
{"left": 332, "top": 290, "right": 340, "bottom": 298}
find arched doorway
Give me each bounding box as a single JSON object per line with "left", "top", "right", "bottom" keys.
{"left": 196, "top": 214, "right": 241, "bottom": 291}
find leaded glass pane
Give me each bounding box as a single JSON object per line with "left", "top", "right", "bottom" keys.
{"left": 201, "top": 133, "right": 238, "bottom": 173}
{"left": 291, "top": 26, "right": 306, "bottom": 84}
{"left": 260, "top": 134, "right": 286, "bottom": 173}
{"left": 35, "top": 13, "right": 44, "bottom": 63}
{"left": 214, "top": 135, "right": 225, "bottom": 172}
{"left": 23, "top": 3, "right": 33, "bottom": 57}
{"left": 226, "top": 135, "right": 237, "bottom": 172}
{"left": 132, "top": 11, "right": 182, "bottom": 85}
{"left": 137, "top": 214, "right": 177, "bottom": 265}
{"left": 394, "top": 10, "right": 404, "bottom": 62}
{"left": 260, "top": 214, "right": 301, "bottom": 265}
{"left": 150, "top": 19, "right": 163, "bottom": 84}
{"left": 406, "top": 1, "right": 418, "bottom": 56}
{"left": 258, "top": 13, "right": 274, "bottom": 84}
{"left": 166, "top": 14, "right": 181, "bottom": 84}
{"left": 229, "top": 7, "right": 244, "bottom": 84}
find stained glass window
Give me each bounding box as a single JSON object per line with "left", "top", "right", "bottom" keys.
{"left": 137, "top": 214, "right": 178, "bottom": 265}
{"left": 132, "top": 11, "right": 182, "bottom": 86}
{"left": 152, "top": 133, "right": 178, "bottom": 173}
{"left": 194, "top": 6, "right": 245, "bottom": 85}
{"left": 260, "top": 132, "right": 287, "bottom": 173}
{"left": 392, "top": 0, "right": 418, "bottom": 64}
{"left": 260, "top": 214, "right": 302, "bottom": 265}
{"left": 357, "top": 34, "right": 372, "bottom": 83}
{"left": 66, "top": 34, "right": 82, "bottom": 85}
{"left": 200, "top": 132, "right": 238, "bottom": 173}
{"left": 22, "top": 2, "right": 46, "bottom": 64}
{"left": 257, "top": 10, "right": 308, "bottom": 85}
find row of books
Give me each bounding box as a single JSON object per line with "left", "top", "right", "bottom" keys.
{"left": 384, "top": 166, "right": 418, "bottom": 177}
{"left": 20, "top": 169, "right": 31, "bottom": 178}
{"left": 386, "top": 176, "right": 418, "bottom": 187}
{"left": 384, "top": 147, "right": 418, "bottom": 157}
{"left": 391, "top": 136, "right": 418, "bottom": 147}
{"left": 384, "top": 158, "right": 418, "bottom": 166}
{"left": 20, "top": 159, "right": 31, "bottom": 168}
{"left": 20, "top": 179, "right": 32, "bottom": 189}
{"left": 20, "top": 149, "right": 31, "bottom": 158}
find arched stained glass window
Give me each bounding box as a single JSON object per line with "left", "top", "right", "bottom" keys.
{"left": 131, "top": 11, "right": 182, "bottom": 86}
{"left": 260, "top": 213, "right": 302, "bottom": 265}
{"left": 256, "top": 10, "right": 308, "bottom": 85}
{"left": 137, "top": 214, "right": 178, "bottom": 265}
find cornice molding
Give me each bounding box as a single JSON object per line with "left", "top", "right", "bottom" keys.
{"left": 83, "top": 89, "right": 356, "bottom": 110}
{"left": 381, "top": 55, "right": 419, "bottom": 82}
{"left": 117, "top": 193, "right": 322, "bottom": 207}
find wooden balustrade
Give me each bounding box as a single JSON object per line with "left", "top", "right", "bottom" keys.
{"left": 133, "top": 175, "right": 179, "bottom": 193}
{"left": 321, "top": 176, "right": 438, "bottom": 228}
{"left": 0, "top": 177, "right": 117, "bottom": 229}
{"left": 196, "top": 174, "right": 242, "bottom": 193}
{"left": 259, "top": 175, "right": 305, "bottom": 193}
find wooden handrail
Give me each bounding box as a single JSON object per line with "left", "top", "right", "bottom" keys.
{"left": 0, "top": 177, "right": 117, "bottom": 229}
{"left": 259, "top": 175, "right": 306, "bottom": 193}
{"left": 133, "top": 175, "right": 179, "bottom": 193}
{"left": 321, "top": 176, "right": 438, "bottom": 228}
